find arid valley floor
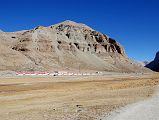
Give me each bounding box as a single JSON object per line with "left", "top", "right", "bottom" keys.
{"left": 0, "top": 73, "right": 159, "bottom": 120}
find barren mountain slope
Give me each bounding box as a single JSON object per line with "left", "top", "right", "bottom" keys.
{"left": 146, "top": 52, "right": 159, "bottom": 72}
{"left": 0, "top": 20, "right": 148, "bottom": 72}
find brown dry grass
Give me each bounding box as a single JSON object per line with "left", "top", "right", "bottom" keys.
{"left": 0, "top": 73, "right": 159, "bottom": 120}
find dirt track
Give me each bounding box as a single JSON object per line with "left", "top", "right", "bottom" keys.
{"left": 0, "top": 73, "right": 159, "bottom": 120}
{"left": 104, "top": 87, "right": 159, "bottom": 120}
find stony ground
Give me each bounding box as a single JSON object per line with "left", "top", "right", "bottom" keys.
{"left": 0, "top": 73, "right": 159, "bottom": 120}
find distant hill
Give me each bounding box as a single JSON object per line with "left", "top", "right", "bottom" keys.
{"left": 138, "top": 61, "right": 149, "bottom": 66}
{"left": 143, "top": 61, "right": 150, "bottom": 66}
{"left": 0, "top": 20, "right": 149, "bottom": 72}
{"left": 146, "top": 52, "right": 159, "bottom": 72}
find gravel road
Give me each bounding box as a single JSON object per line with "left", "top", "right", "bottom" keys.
{"left": 104, "top": 86, "right": 159, "bottom": 120}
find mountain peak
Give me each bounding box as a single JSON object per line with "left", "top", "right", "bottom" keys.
{"left": 155, "top": 51, "right": 159, "bottom": 61}
{"left": 51, "top": 20, "right": 94, "bottom": 31}
{"left": 146, "top": 51, "right": 159, "bottom": 72}
{"left": 62, "top": 20, "right": 77, "bottom": 24}
{"left": 0, "top": 20, "right": 149, "bottom": 72}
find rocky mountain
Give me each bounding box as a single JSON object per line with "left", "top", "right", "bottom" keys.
{"left": 146, "top": 52, "right": 159, "bottom": 72}
{"left": 0, "top": 20, "right": 149, "bottom": 72}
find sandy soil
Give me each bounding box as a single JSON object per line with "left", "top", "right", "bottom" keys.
{"left": 0, "top": 73, "right": 159, "bottom": 120}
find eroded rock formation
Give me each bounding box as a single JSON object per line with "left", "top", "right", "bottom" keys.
{"left": 0, "top": 20, "right": 148, "bottom": 72}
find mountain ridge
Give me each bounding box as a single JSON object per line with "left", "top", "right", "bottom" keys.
{"left": 146, "top": 52, "right": 159, "bottom": 72}
{"left": 0, "top": 20, "right": 149, "bottom": 72}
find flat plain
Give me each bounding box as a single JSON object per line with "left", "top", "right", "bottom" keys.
{"left": 0, "top": 73, "right": 159, "bottom": 120}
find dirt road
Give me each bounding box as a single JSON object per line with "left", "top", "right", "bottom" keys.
{"left": 104, "top": 86, "right": 159, "bottom": 120}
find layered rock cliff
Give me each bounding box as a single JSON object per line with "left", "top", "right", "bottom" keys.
{"left": 0, "top": 20, "right": 148, "bottom": 72}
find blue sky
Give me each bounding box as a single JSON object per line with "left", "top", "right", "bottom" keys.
{"left": 0, "top": 0, "right": 158, "bottom": 61}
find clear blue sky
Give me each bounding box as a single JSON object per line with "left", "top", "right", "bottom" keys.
{"left": 0, "top": 0, "right": 158, "bottom": 61}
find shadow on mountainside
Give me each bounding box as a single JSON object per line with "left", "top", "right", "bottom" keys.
{"left": 146, "top": 51, "right": 159, "bottom": 72}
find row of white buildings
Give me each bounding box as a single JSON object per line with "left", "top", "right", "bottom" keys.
{"left": 16, "top": 71, "right": 102, "bottom": 76}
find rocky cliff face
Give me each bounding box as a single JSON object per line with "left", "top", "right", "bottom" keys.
{"left": 146, "top": 52, "right": 159, "bottom": 72}
{"left": 0, "top": 20, "right": 148, "bottom": 72}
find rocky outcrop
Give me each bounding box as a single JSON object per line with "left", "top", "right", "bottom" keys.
{"left": 146, "top": 52, "right": 159, "bottom": 72}
{"left": 49, "top": 21, "right": 126, "bottom": 57}
{"left": 0, "top": 20, "right": 149, "bottom": 72}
